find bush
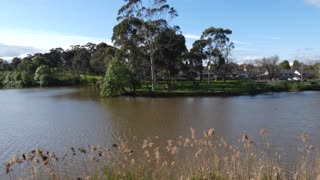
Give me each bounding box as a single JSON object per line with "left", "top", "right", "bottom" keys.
{"left": 289, "top": 82, "right": 305, "bottom": 92}
{"left": 100, "top": 58, "right": 140, "bottom": 97}
{"left": 0, "top": 72, "right": 4, "bottom": 88}
{"left": 2, "top": 71, "right": 35, "bottom": 88}
{"left": 266, "top": 81, "right": 290, "bottom": 92}
{"left": 34, "top": 65, "right": 53, "bottom": 87}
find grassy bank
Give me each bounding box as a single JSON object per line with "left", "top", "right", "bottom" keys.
{"left": 80, "top": 74, "right": 103, "bottom": 86}
{"left": 3, "top": 129, "right": 320, "bottom": 179}
{"left": 128, "top": 80, "right": 320, "bottom": 97}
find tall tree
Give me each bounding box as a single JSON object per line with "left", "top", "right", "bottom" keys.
{"left": 279, "top": 60, "right": 291, "bottom": 69}
{"left": 0, "top": 59, "right": 10, "bottom": 71}
{"left": 190, "top": 39, "right": 207, "bottom": 82}
{"left": 10, "top": 57, "right": 22, "bottom": 70}
{"left": 45, "top": 48, "right": 64, "bottom": 68}
{"left": 155, "top": 28, "right": 187, "bottom": 79}
{"left": 83, "top": 42, "right": 97, "bottom": 55}
{"left": 116, "top": 0, "right": 178, "bottom": 91}
{"left": 17, "top": 57, "right": 37, "bottom": 73}
{"left": 112, "top": 18, "right": 148, "bottom": 80}
{"left": 90, "top": 42, "right": 109, "bottom": 74}
{"left": 201, "top": 27, "right": 235, "bottom": 81}
{"left": 71, "top": 45, "right": 91, "bottom": 76}
{"left": 32, "top": 54, "right": 49, "bottom": 67}
{"left": 292, "top": 60, "right": 301, "bottom": 70}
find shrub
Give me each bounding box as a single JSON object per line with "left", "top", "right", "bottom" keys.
{"left": 100, "top": 58, "right": 140, "bottom": 97}
{"left": 0, "top": 71, "right": 4, "bottom": 88}
{"left": 266, "top": 81, "right": 290, "bottom": 92}
{"left": 34, "top": 65, "right": 53, "bottom": 87}
{"left": 289, "top": 82, "right": 305, "bottom": 92}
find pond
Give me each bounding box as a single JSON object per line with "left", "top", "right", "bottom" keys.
{"left": 1, "top": 87, "right": 320, "bottom": 170}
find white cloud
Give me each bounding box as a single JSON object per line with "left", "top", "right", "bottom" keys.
{"left": 0, "top": 29, "right": 111, "bottom": 59}
{"left": 183, "top": 34, "right": 201, "bottom": 40}
{"left": 305, "top": 0, "right": 320, "bottom": 7}
{"left": 0, "top": 43, "right": 43, "bottom": 58}
{"left": 241, "top": 56, "right": 264, "bottom": 61}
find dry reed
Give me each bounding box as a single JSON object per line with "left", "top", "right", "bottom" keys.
{"left": 2, "top": 128, "right": 320, "bottom": 180}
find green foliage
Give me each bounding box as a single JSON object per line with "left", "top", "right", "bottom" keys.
{"left": 80, "top": 74, "right": 102, "bottom": 86}
{"left": 289, "top": 82, "right": 306, "bottom": 92}
{"left": 292, "top": 60, "right": 301, "bottom": 70}
{"left": 90, "top": 43, "right": 111, "bottom": 75}
{"left": 34, "top": 65, "right": 53, "bottom": 87}
{"left": 72, "top": 46, "right": 91, "bottom": 75}
{"left": 155, "top": 28, "right": 187, "bottom": 78}
{"left": 116, "top": 0, "right": 179, "bottom": 91}
{"left": 265, "top": 81, "right": 308, "bottom": 92}
{"left": 32, "top": 55, "right": 49, "bottom": 67}
{"left": 2, "top": 71, "right": 34, "bottom": 88}
{"left": 0, "top": 71, "right": 4, "bottom": 87}
{"left": 279, "top": 60, "right": 291, "bottom": 69}
{"left": 100, "top": 58, "right": 140, "bottom": 97}
{"left": 266, "top": 81, "right": 290, "bottom": 92}
{"left": 20, "top": 71, "right": 35, "bottom": 87}
{"left": 18, "top": 58, "right": 37, "bottom": 73}
{"left": 201, "top": 27, "right": 235, "bottom": 80}
{"left": 0, "top": 59, "right": 10, "bottom": 71}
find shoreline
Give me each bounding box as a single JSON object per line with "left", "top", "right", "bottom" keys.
{"left": 2, "top": 80, "right": 320, "bottom": 98}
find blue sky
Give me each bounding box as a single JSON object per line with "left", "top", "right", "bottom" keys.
{"left": 0, "top": 0, "right": 320, "bottom": 63}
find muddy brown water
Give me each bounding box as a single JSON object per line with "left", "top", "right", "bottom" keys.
{"left": 1, "top": 87, "right": 320, "bottom": 173}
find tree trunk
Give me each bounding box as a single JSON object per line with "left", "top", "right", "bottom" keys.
{"left": 150, "top": 54, "right": 156, "bottom": 91}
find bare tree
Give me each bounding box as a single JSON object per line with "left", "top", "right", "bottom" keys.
{"left": 255, "top": 56, "right": 280, "bottom": 80}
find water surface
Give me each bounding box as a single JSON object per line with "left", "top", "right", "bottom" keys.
{"left": 1, "top": 87, "right": 320, "bottom": 167}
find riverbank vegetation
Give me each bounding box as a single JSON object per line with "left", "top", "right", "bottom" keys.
{"left": 3, "top": 128, "right": 320, "bottom": 179}
{"left": 1, "top": 0, "right": 320, "bottom": 96}
{"left": 100, "top": 79, "right": 320, "bottom": 97}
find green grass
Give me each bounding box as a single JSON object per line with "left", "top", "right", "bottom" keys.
{"left": 132, "top": 80, "right": 320, "bottom": 97}
{"left": 80, "top": 74, "right": 103, "bottom": 86}
{"left": 135, "top": 80, "right": 264, "bottom": 95}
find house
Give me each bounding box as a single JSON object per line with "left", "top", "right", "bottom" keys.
{"left": 279, "top": 69, "right": 316, "bottom": 80}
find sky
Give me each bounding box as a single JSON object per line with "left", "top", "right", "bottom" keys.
{"left": 0, "top": 0, "right": 320, "bottom": 63}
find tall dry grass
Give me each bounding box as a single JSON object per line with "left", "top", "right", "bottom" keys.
{"left": 3, "top": 128, "right": 320, "bottom": 180}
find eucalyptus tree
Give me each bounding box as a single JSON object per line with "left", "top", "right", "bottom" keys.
{"left": 45, "top": 48, "right": 64, "bottom": 68}
{"left": 201, "top": 27, "right": 235, "bottom": 82}
{"left": 10, "top": 57, "right": 22, "bottom": 70}
{"left": 115, "top": 0, "right": 179, "bottom": 91}
{"left": 112, "top": 17, "right": 148, "bottom": 80}
{"left": 190, "top": 39, "right": 207, "bottom": 82}
{"left": 154, "top": 28, "right": 187, "bottom": 80}
{"left": 90, "top": 42, "right": 110, "bottom": 74}
{"left": 71, "top": 45, "right": 91, "bottom": 77}
{"left": 0, "top": 59, "right": 10, "bottom": 71}
{"left": 62, "top": 49, "right": 75, "bottom": 71}
{"left": 292, "top": 60, "right": 301, "bottom": 70}
{"left": 32, "top": 54, "right": 49, "bottom": 68}
{"left": 17, "top": 57, "right": 37, "bottom": 73}
{"left": 279, "top": 60, "right": 291, "bottom": 69}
